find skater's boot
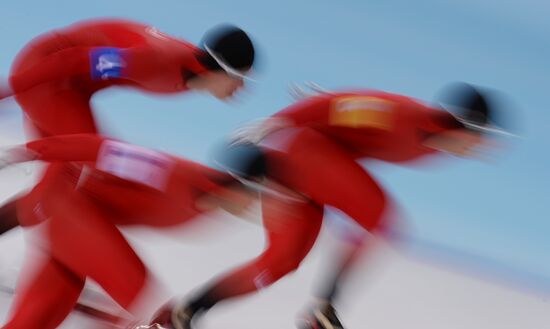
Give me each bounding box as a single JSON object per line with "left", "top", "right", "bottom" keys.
{"left": 146, "top": 300, "right": 200, "bottom": 329}
{"left": 297, "top": 302, "right": 345, "bottom": 329}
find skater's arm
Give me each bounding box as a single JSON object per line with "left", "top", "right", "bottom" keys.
{"left": 0, "top": 146, "right": 37, "bottom": 170}
{"left": 25, "top": 134, "right": 106, "bottom": 162}
{"left": 229, "top": 97, "right": 331, "bottom": 145}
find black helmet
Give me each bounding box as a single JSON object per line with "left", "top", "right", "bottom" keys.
{"left": 436, "top": 82, "right": 517, "bottom": 136}
{"left": 200, "top": 24, "right": 255, "bottom": 79}
{"left": 213, "top": 142, "right": 267, "bottom": 180}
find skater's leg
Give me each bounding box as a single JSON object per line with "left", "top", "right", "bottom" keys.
{"left": 266, "top": 127, "right": 388, "bottom": 232}
{"left": 0, "top": 199, "right": 19, "bottom": 235}
{"left": 315, "top": 236, "right": 368, "bottom": 304}
{"left": 190, "top": 197, "right": 323, "bottom": 309}
{"left": 151, "top": 196, "right": 323, "bottom": 328}
{"left": 299, "top": 234, "right": 384, "bottom": 329}
{"left": 44, "top": 182, "right": 165, "bottom": 322}
{"left": 16, "top": 163, "right": 65, "bottom": 227}
{"left": 265, "top": 127, "right": 390, "bottom": 328}
{"left": 2, "top": 258, "right": 84, "bottom": 329}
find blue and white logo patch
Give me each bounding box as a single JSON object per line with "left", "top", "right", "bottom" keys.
{"left": 90, "top": 47, "right": 127, "bottom": 81}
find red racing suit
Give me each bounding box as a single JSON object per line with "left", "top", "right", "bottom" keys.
{"left": 3, "top": 135, "right": 236, "bottom": 329}
{"left": 191, "top": 90, "right": 463, "bottom": 302}
{"left": 2, "top": 91, "right": 463, "bottom": 327}
{"left": 5, "top": 19, "right": 210, "bottom": 226}
{"left": 1, "top": 19, "right": 226, "bottom": 329}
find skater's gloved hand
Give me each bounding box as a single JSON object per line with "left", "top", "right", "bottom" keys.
{"left": 230, "top": 117, "right": 292, "bottom": 146}
{"left": 0, "top": 146, "right": 37, "bottom": 170}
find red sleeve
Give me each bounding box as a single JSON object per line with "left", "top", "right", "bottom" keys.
{"left": 25, "top": 134, "right": 106, "bottom": 163}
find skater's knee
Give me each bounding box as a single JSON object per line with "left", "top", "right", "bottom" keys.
{"left": 274, "top": 257, "right": 302, "bottom": 278}
{"left": 258, "top": 252, "right": 305, "bottom": 284}
{"left": 98, "top": 261, "right": 148, "bottom": 309}
{"left": 118, "top": 269, "right": 148, "bottom": 308}
{"left": 354, "top": 192, "right": 388, "bottom": 231}
{"left": 250, "top": 260, "right": 302, "bottom": 291}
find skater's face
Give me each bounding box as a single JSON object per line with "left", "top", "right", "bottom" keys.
{"left": 194, "top": 71, "right": 245, "bottom": 100}
{"left": 425, "top": 129, "right": 487, "bottom": 157}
